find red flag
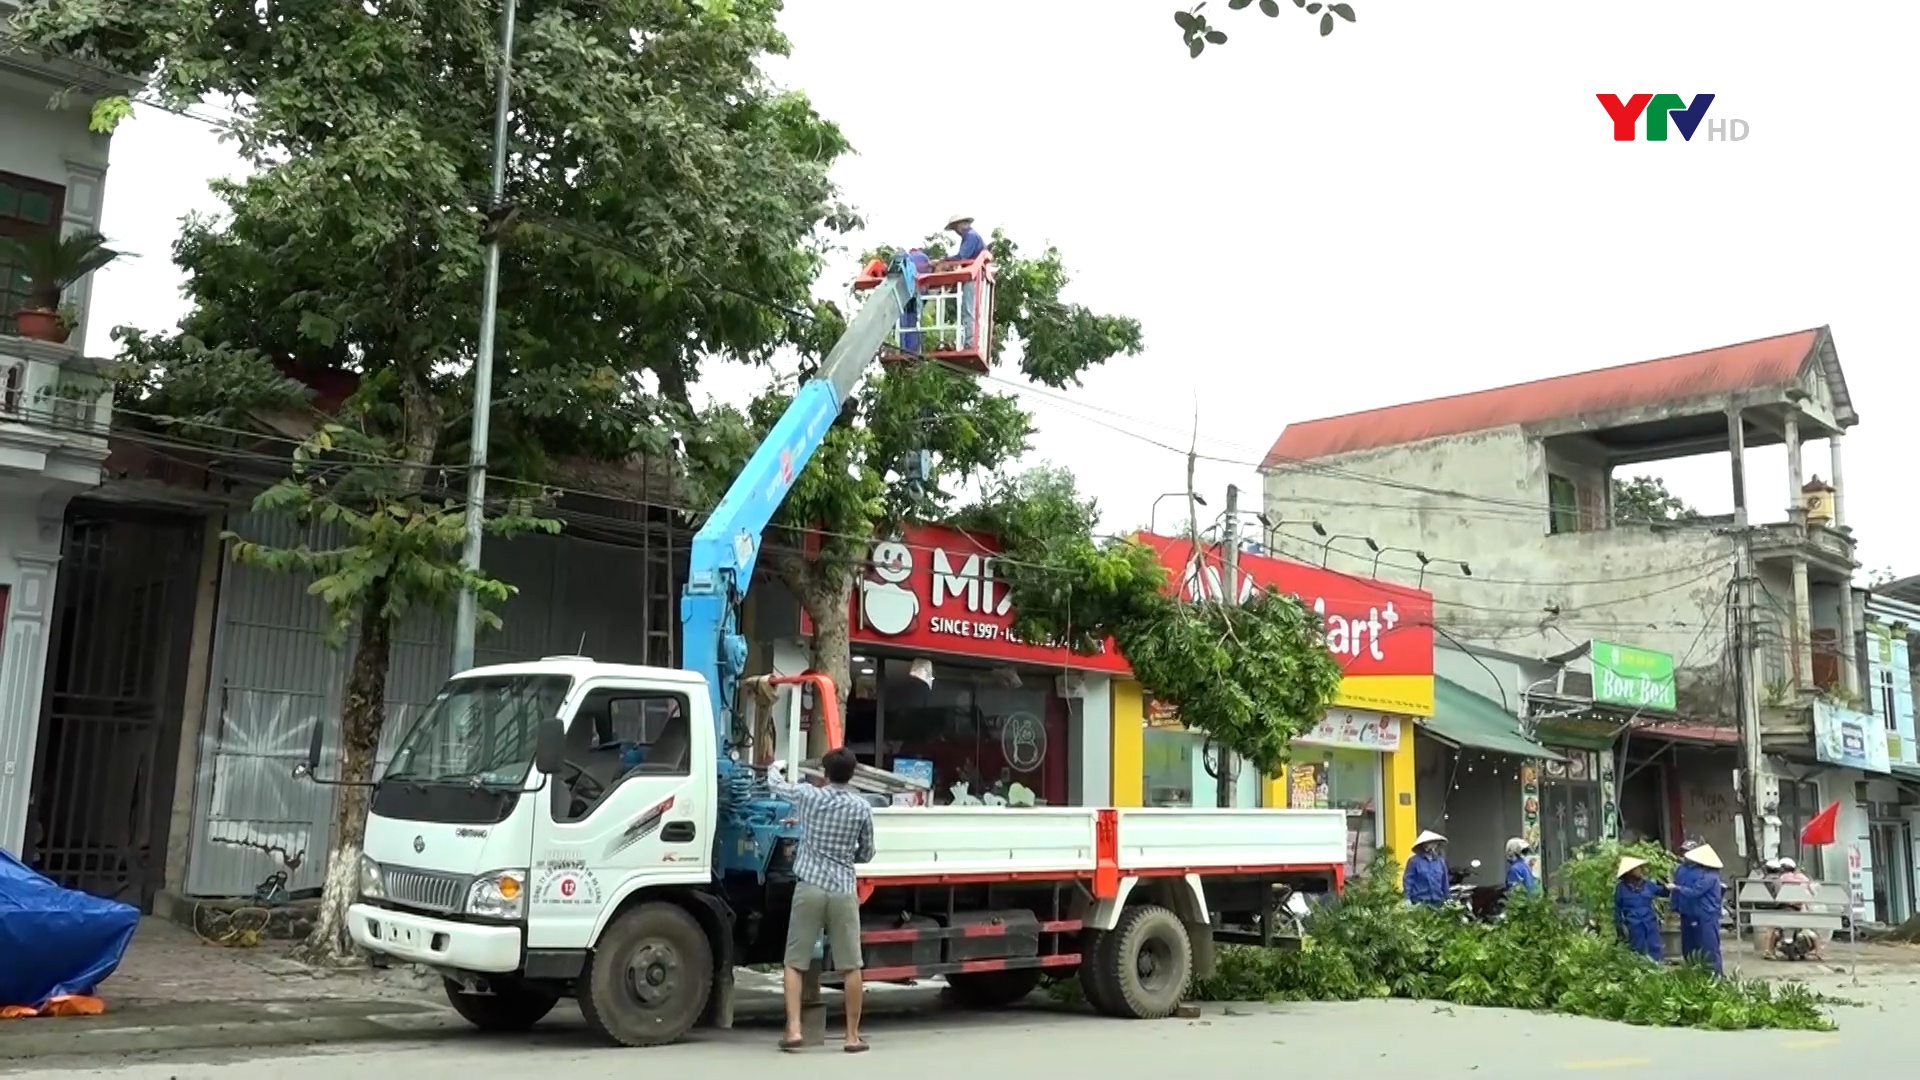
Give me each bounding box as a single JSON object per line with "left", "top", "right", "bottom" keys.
{"left": 1800, "top": 800, "right": 1840, "bottom": 847}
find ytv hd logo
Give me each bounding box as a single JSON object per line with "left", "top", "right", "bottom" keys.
{"left": 1598, "top": 94, "right": 1748, "bottom": 142}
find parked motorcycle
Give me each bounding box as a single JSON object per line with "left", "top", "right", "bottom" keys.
{"left": 1446, "top": 859, "right": 1508, "bottom": 922}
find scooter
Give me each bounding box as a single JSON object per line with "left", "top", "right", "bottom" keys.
{"left": 1774, "top": 927, "right": 1820, "bottom": 961}
{"left": 1446, "top": 859, "right": 1508, "bottom": 922}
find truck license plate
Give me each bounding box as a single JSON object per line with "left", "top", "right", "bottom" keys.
{"left": 384, "top": 923, "right": 421, "bottom": 948}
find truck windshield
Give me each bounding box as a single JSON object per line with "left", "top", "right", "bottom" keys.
{"left": 383, "top": 674, "right": 573, "bottom": 788}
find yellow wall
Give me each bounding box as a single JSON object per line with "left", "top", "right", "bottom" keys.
{"left": 1109, "top": 680, "right": 1144, "bottom": 806}
{"left": 1111, "top": 683, "right": 1417, "bottom": 854}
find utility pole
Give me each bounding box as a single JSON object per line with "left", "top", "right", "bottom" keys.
{"left": 1217, "top": 484, "right": 1240, "bottom": 809}
{"left": 1728, "top": 403, "right": 1768, "bottom": 867}
{"left": 451, "top": 0, "right": 519, "bottom": 674}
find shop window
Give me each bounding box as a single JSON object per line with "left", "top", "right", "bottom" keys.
{"left": 0, "top": 173, "right": 66, "bottom": 321}
{"left": 1547, "top": 473, "right": 1579, "bottom": 535}
{"left": 1143, "top": 726, "right": 1195, "bottom": 807}
{"left": 1287, "top": 746, "right": 1383, "bottom": 874}
{"left": 877, "top": 659, "right": 1067, "bottom": 806}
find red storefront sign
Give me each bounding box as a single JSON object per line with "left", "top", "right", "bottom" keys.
{"left": 1134, "top": 534, "right": 1436, "bottom": 715}
{"left": 835, "top": 523, "right": 1132, "bottom": 672}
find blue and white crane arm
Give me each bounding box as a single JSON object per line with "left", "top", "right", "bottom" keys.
{"left": 679, "top": 256, "right": 919, "bottom": 747}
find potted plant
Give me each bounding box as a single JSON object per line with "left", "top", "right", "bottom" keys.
{"left": 1, "top": 231, "right": 125, "bottom": 344}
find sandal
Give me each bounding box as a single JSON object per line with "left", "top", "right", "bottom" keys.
{"left": 845, "top": 1038, "right": 871, "bottom": 1053}
{"left": 779, "top": 1037, "right": 806, "bottom": 1052}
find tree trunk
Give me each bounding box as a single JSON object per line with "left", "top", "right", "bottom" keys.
{"left": 801, "top": 574, "right": 854, "bottom": 760}
{"left": 297, "top": 577, "right": 395, "bottom": 965}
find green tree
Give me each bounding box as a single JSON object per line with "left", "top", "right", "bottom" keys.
{"left": 971, "top": 468, "right": 1345, "bottom": 789}
{"left": 14, "top": 0, "right": 848, "bottom": 960}
{"left": 1175, "top": 0, "right": 1358, "bottom": 56}
{"left": 1612, "top": 475, "right": 1701, "bottom": 525}
{"left": 688, "top": 230, "right": 1144, "bottom": 704}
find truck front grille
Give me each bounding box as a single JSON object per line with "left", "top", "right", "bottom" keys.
{"left": 383, "top": 865, "right": 470, "bottom": 914}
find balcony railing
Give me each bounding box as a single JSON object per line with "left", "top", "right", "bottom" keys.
{"left": 1749, "top": 519, "right": 1856, "bottom": 567}
{"left": 0, "top": 332, "right": 113, "bottom": 453}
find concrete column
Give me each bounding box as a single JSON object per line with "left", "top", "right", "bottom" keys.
{"left": 1791, "top": 557, "right": 1814, "bottom": 688}
{"left": 1784, "top": 414, "right": 1804, "bottom": 524}
{"left": 58, "top": 159, "right": 109, "bottom": 350}
{"left": 0, "top": 552, "right": 61, "bottom": 854}
{"left": 1829, "top": 433, "right": 1847, "bottom": 529}
{"left": 1839, "top": 585, "right": 1861, "bottom": 696}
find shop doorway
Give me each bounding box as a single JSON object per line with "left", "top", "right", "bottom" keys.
{"left": 1869, "top": 813, "right": 1912, "bottom": 924}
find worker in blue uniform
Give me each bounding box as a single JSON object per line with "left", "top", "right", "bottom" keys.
{"left": 1614, "top": 856, "right": 1669, "bottom": 959}
{"left": 897, "top": 248, "right": 933, "bottom": 354}
{"left": 1402, "top": 829, "right": 1449, "bottom": 906}
{"left": 940, "top": 213, "right": 986, "bottom": 350}
{"left": 1668, "top": 842, "right": 1726, "bottom": 974}
{"left": 1503, "top": 837, "right": 1540, "bottom": 894}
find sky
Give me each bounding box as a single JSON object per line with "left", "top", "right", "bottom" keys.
{"left": 85, "top": 0, "right": 1918, "bottom": 578}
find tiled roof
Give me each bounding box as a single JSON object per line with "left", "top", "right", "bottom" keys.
{"left": 1263, "top": 328, "right": 1829, "bottom": 468}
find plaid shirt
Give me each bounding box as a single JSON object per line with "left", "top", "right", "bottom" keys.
{"left": 771, "top": 777, "right": 875, "bottom": 894}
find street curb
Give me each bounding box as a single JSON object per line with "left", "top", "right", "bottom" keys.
{"left": 0, "top": 1004, "right": 463, "bottom": 1061}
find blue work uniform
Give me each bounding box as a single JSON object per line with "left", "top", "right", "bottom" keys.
{"left": 1669, "top": 865, "right": 1725, "bottom": 974}
{"left": 1402, "top": 850, "right": 1448, "bottom": 906}
{"left": 898, "top": 249, "right": 932, "bottom": 354}
{"left": 950, "top": 225, "right": 985, "bottom": 349}
{"left": 1614, "top": 877, "right": 1669, "bottom": 959}
{"left": 1505, "top": 856, "right": 1539, "bottom": 894}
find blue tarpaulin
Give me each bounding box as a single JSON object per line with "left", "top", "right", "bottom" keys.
{"left": 0, "top": 848, "right": 139, "bottom": 1010}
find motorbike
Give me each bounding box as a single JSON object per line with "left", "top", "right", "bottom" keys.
{"left": 1446, "top": 858, "right": 1508, "bottom": 922}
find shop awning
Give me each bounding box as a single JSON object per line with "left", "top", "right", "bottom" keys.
{"left": 1419, "top": 677, "right": 1567, "bottom": 761}
{"left": 1892, "top": 762, "right": 1920, "bottom": 786}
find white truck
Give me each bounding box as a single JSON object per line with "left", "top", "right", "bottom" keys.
{"left": 339, "top": 658, "right": 1347, "bottom": 1046}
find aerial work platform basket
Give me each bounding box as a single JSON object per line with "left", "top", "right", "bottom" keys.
{"left": 852, "top": 251, "right": 996, "bottom": 374}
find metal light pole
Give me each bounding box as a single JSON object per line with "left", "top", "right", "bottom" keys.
{"left": 452, "top": 0, "right": 519, "bottom": 674}
{"left": 1320, "top": 533, "right": 1379, "bottom": 569}
{"left": 1150, "top": 491, "right": 1206, "bottom": 534}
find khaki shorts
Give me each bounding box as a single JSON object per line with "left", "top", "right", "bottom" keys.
{"left": 784, "top": 882, "right": 863, "bottom": 971}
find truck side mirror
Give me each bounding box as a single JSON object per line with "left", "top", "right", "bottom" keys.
{"left": 293, "top": 719, "right": 324, "bottom": 780}
{"left": 534, "top": 714, "right": 565, "bottom": 776}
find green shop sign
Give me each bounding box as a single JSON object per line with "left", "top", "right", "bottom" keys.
{"left": 1590, "top": 640, "right": 1677, "bottom": 712}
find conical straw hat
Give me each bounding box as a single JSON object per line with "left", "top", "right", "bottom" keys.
{"left": 1684, "top": 844, "right": 1724, "bottom": 869}
{"left": 1413, "top": 830, "right": 1446, "bottom": 847}
{"left": 1616, "top": 856, "right": 1646, "bottom": 879}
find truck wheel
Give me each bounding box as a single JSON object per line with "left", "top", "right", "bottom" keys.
{"left": 442, "top": 978, "right": 558, "bottom": 1031}
{"left": 579, "top": 901, "right": 715, "bottom": 1047}
{"left": 945, "top": 968, "right": 1042, "bottom": 1009}
{"left": 1077, "top": 931, "right": 1123, "bottom": 1014}
{"left": 1095, "top": 904, "right": 1191, "bottom": 1020}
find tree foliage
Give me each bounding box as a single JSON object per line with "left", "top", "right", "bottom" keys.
{"left": 1612, "top": 474, "right": 1701, "bottom": 525}
{"left": 687, "top": 230, "right": 1143, "bottom": 695}
{"left": 970, "top": 467, "right": 1344, "bottom": 778}
{"left": 1175, "top": 0, "right": 1357, "bottom": 57}
{"left": 14, "top": 0, "right": 848, "bottom": 959}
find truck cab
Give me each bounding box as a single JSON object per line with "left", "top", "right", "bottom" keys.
{"left": 347, "top": 659, "right": 727, "bottom": 1039}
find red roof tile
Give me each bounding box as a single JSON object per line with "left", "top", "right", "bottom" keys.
{"left": 1262, "top": 328, "right": 1826, "bottom": 468}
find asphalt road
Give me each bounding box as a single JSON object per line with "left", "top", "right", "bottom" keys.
{"left": 13, "top": 960, "right": 1915, "bottom": 1080}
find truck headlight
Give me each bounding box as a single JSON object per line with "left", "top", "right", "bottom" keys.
{"left": 466, "top": 869, "right": 527, "bottom": 919}
{"left": 358, "top": 854, "right": 386, "bottom": 900}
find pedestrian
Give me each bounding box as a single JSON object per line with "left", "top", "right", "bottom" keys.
{"left": 1503, "top": 837, "right": 1540, "bottom": 894}
{"left": 1668, "top": 842, "right": 1725, "bottom": 975}
{"left": 938, "top": 213, "right": 986, "bottom": 349}
{"left": 1402, "top": 830, "right": 1449, "bottom": 907}
{"left": 1613, "top": 856, "right": 1668, "bottom": 960}
{"left": 768, "top": 748, "right": 875, "bottom": 1053}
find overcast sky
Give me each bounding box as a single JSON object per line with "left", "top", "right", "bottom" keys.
{"left": 86, "top": 0, "right": 1916, "bottom": 577}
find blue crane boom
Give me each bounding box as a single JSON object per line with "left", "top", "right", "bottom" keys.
{"left": 680, "top": 256, "right": 919, "bottom": 875}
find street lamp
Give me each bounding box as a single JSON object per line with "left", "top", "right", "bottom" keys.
{"left": 1262, "top": 518, "right": 1326, "bottom": 551}
{"left": 1417, "top": 559, "right": 1473, "bottom": 590}
{"left": 1321, "top": 532, "right": 1379, "bottom": 568}
{"left": 1150, "top": 491, "right": 1207, "bottom": 534}
{"left": 1372, "top": 546, "right": 1428, "bottom": 579}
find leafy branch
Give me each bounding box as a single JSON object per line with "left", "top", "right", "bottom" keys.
{"left": 968, "top": 467, "right": 1343, "bottom": 776}
{"left": 1176, "top": 0, "right": 1357, "bottom": 57}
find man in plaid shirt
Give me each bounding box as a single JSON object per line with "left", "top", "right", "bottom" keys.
{"left": 769, "top": 747, "right": 875, "bottom": 1052}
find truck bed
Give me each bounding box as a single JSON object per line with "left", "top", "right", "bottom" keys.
{"left": 858, "top": 806, "right": 1348, "bottom": 884}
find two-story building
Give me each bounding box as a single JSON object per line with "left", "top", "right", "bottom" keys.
{"left": 0, "top": 27, "right": 131, "bottom": 854}
{"left": 1259, "top": 327, "right": 1864, "bottom": 876}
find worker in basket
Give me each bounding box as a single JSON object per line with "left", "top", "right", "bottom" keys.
{"left": 1402, "top": 830, "right": 1448, "bottom": 906}
{"left": 1613, "top": 856, "right": 1669, "bottom": 960}
{"left": 937, "top": 213, "right": 985, "bottom": 350}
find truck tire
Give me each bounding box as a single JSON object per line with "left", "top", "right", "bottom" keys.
{"left": 1094, "top": 904, "right": 1191, "bottom": 1020}
{"left": 945, "top": 968, "right": 1042, "bottom": 1009}
{"left": 1077, "top": 931, "right": 1123, "bottom": 1014}
{"left": 442, "top": 978, "right": 558, "bottom": 1032}
{"left": 579, "top": 901, "right": 715, "bottom": 1047}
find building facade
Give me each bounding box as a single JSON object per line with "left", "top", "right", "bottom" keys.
{"left": 0, "top": 38, "right": 130, "bottom": 854}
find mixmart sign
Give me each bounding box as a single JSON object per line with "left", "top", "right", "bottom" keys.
{"left": 829, "top": 526, "right": 1435, "bottom": 711}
